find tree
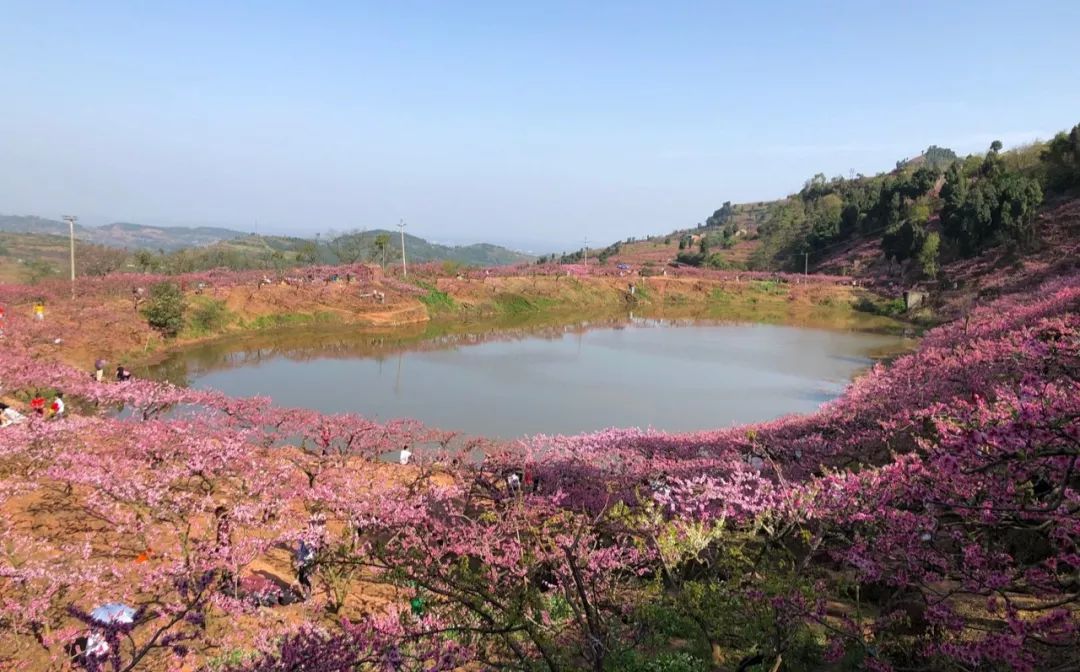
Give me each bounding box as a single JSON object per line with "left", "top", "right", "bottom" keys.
{"left": 372, "top": 234, "right": 391, "bottom": 267}
{"left": 1041, "top": 123, "right": 1080, "bottom": 193}
{"left": 21, "top": 258, "right": 56, "bottom": 284}
{"left": 296, "top": 241, "right": 320, "bottom": 265}
{"left": 134, "top": 249, "right": 161, "bottom": 273}
{"left": 881, "top": 219, "right": 925, "bottom": 262}
{"left": 995, "top": 173, "right": 1043, "bottom": 250}
{"left": 839, "top": 204, "right": 860, "bottom": 238}
{"left": 79, "top": 244, "right": 129, "bottom": 277}
{"left": 142, "top": 281, "right": 187, "bottom": 337}
{"left": 941, "top": 146, "right": 1043, "bottom": 256}
{"left": 917, "top": 231, "right": 940, "bottom": 279}
{"left": 329, "top": 231, "right": 368, "bottom": 264}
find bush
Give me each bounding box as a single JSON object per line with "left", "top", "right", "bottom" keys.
{"left": 142, "top": 282, "right": 187, "bottom": 337}
{"left": 189, "top": 299, "right": 231, "bottom": 334}
{"left": 854, "top": 296, "right": 906, "bottom": 316}
{"left": 1041, "top": 123, "right": 1080, "bottom": 193}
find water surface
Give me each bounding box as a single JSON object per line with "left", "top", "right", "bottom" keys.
{"left": 151, "top": 316, "right": 907, "bottom": 437}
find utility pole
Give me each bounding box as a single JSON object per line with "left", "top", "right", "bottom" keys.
{"left": 583, "top": 236, "right": 588, "bottom": 268}
{"left": 397, "top": 219, "right": 408, "bottom": 277}
{"left": 63, "top": 215, "right": 77, "bottom": 295}
{"left": 804, "top": 251, "right": 809, "bottom": 275}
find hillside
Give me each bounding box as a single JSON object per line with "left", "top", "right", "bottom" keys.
{"left": 0, "top": 223, "right": 533, "bottom": 281}
{"left": 330, "top": 229, "right": 533, "bottom": 266}
{"left": 597, "top": 123, "right": 1080, "bottom": 290}
{"left": 93, "top": 222, "right": 248, "bottom": 250}
{"left": 0, "top": 214, "right": 247, "bottom": 251}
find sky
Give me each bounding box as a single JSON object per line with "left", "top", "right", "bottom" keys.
{"left": 1, "top": 1, "right": 1078, "bottom": 252}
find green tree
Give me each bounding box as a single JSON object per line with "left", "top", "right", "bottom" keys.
{"left": 996, "top": 173, "right": 1043, "bottom": 249}
{"left": 142, "top": 281, "right": 187, "bottom": 337}
{"left": 881, "top": 219, "right": 925, "bottom": 262}
{"left": 839, "top": 204, "right": 860, "bottom": 238}
{"left": 329, "top": 231, "right": 368, "bottom": 264}
{"left": 21, "top": 259, "right": 56, "bottom": 284}
{"left": 372, "top": 234, "right": 391, "bottom": 267}
{"left": 917, "top": 231, "right": 940, "bottom": 279}
{"left": 1041, "top": 123, "right": 1080, "bottom": 193}
{"left": 296, "top": 241, "right": 320, "bottom": 265}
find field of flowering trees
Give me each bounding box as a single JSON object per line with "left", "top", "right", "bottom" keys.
{"left": 1, "top": 264, "right": 1077, "bottom": 671}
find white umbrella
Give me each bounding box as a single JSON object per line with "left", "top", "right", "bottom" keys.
{"left": 89, "top": 603, "right": 135, "bottom": 625}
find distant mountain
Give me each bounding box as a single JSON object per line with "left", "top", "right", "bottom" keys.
{"left": 329, "top": 229, "right": 533, "bottom": 266}
{"left": 0, "top": 214, "right": 532, "bottom": 267}
{"left": 0, "top": 214, "right": 247, "bottom": 251}
{"left": 0, "top": 215, "right": 87, "bottom": 237}
{"left": 0, "top": 214, "right": 249, "bottom": 251}
{"left": 92, "top": 222, "right": 248, "bottom": 251}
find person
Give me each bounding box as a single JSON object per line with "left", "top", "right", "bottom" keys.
{"left": 294, "top": 540, "right": 316, "bottom": 596}
{"left": 116, "top": 365, "right": 132, "bottom": 382}
{"left": 293, "top": 515, "right": 325, "bottom": 598}
{"left": 78, "top": 603, "right": 135, "bottom": 668}
{"left": 399, "top": 446, "right": 412, "bottom": 465}
{"left": 30, "top": 395, "right": 46, "bottom": 416}
{"left": 33, "top": 301, "right": 45, "bottom": 321}
{"left": 0, "top": 403, "right": 27, "bottom": 427}
{"left": 505, "top": 470, "right": 522, "bottom": 493}
{"left": 50, "top": 393, "right": 65, "bottom": 418}
{"left": 93, "top": 359, "right": 106, "bottom": 383}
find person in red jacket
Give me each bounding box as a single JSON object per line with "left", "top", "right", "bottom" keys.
{"left": 30, "top": 395, "right": 46, "bottom": 416}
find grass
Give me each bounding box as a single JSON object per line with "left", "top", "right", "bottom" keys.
{"left": 493, "top": 292, "right": 549, "bottom": 315}
{"left": 244, "top": 311, "right": 339, "bottom": 330}
{"left": 749, "top": 279, "right": 789, "bottom": 295}
{"left": 415, "top": 281, "right": 457, "bottom": 313}
{"left": 183, "top": 297, "right": 235, "bottom": 337}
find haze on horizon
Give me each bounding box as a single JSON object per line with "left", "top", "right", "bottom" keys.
{"left": 1, "top": 1, "right": 1078, "bottom": 252}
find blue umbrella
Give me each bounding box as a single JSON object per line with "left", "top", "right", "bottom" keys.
{"left": 89, "top": 603, "right": 135, "bottom": 625}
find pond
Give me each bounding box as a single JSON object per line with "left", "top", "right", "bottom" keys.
{"left": 149, "top": 316, "right": 910, "bottom": 438}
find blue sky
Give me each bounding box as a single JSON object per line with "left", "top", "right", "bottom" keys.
{"left": 1, "top": 1, "right": 1078, "bottom": 251}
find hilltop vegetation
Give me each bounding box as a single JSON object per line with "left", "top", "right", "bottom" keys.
{"left": 596, "top": 122, "right": 1080, "bottom": 285}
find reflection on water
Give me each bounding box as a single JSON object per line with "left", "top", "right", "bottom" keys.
{"left": 149, "top": 313, "right": 911, "bottom": 438}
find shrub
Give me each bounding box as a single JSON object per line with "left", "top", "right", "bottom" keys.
{"left": 188, "top": 299, "right": 231, "bottom": 334}
{"left": 142, "top": 281, "right": 187, "bottom": 337}
{"left": 1041, "top": 123, "right": 1080, "bottom": 193}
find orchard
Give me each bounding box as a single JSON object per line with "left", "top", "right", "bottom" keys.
{"left": 0, "top": 267, "right": 1076, "bottom": 671}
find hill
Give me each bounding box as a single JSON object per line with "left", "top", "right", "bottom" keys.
{"left": 93, "top": 222, "right": 248, "bottom": 250}
{"left": 597, "top": 123, "right": 1080, "bottom": 286}
{"left": 328, "top": 229, "right": 533, "bottom": 267}
{"left": 0, "top": 214, "right": 247, "bottom": 251}
{"left": 0, "top": 222, "right": 533, "bottom": 281}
